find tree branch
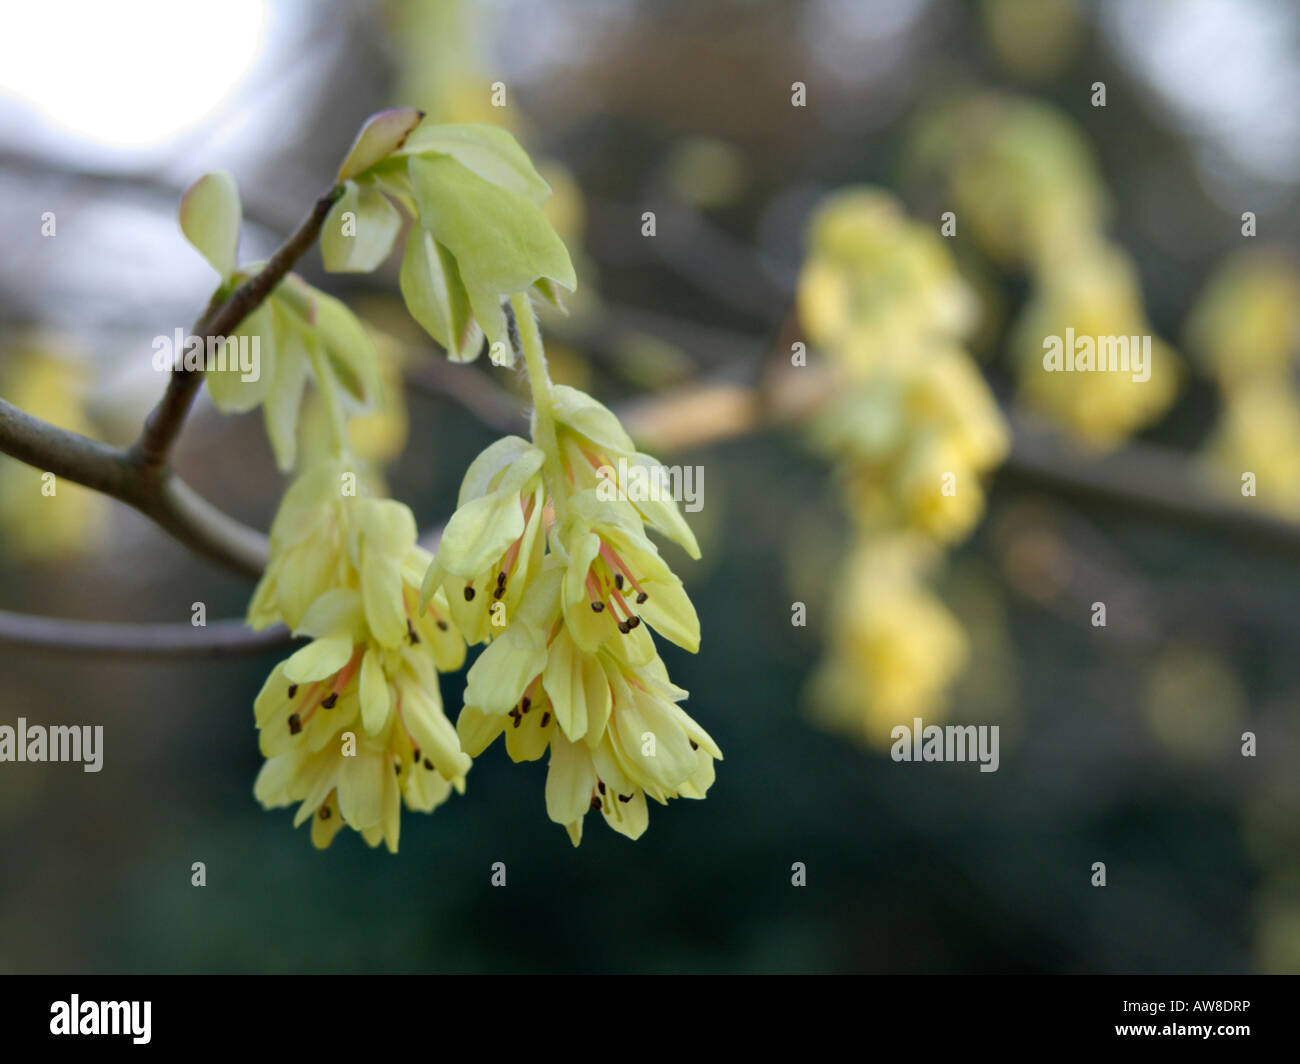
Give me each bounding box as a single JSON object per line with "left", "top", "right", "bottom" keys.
{"left": 0, "top": 610, "right": 297, "bottom": 659}
{"left": 0, "top": 398, "right": 270, "bottom": 578}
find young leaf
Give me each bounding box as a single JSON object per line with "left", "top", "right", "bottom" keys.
{"left": 337, "top": 107, "right": 426, "bottom": 183}
{"left": 407, "top": 154, "right": 575, "bottom": 355}
{"left": 399, "top": 227, "right": 483, "bottom": 362}
{"left": 180, "top": 172, "right": 242, "bottom": 280}
{"left": 400, "top": 123, "right": 552, "bottom": 204}
{"left": 321, "top": 182, "right": 402, "bottom": 273}
{"left": 262, "top": 300, "right": 311, "bottom": 471}
{"left": 313, "top": 289, "right": 381, "bottom": 404}
{"left": 207, "top": 300, "right": 277, "bottom": 413}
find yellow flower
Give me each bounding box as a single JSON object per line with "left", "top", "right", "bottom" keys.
{"left": 813, "top": 352, "right": 1008, "bottom": 544}
{"left": 1185, "top": 249, "right": 1300, "bottom": 386}
{"left": 907, "top": 94, "right": 1107, "bottom": 268}
{"left": 798, "top": 188, "right": 977, "bottom": 367}
{"left": 1013, "top": 241, "right": 1180, "bottom": 448}
{"left": 810, "top": 540, "right": 968, "bottom": 747}
{"left": 1205, "top": 382, "right": 1300, "bottom": 517}
{"left": 553, "top": 490, "right": 701, "bottom": 657}
{"left": 419, "top": 436, "right": 548, "bottom": 645}
{"left": 548, "top": 385, "right": 701, "bottom": 558}
{"left": 456, "top": 567, "right": 720, "bottom": 845}
{"left": 0, "top": 344, "right": 108, "bottom": 560}
{"left": 251, "top": 486, "right": 467, "bottom": 850}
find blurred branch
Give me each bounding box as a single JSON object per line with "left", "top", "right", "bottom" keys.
{"left": 0, "top": 518, "right": 447, "bottom": 659}
{"left": 406, "top": 357, "right": 526, "bottom": 434}
{"left": 417, "top": 335, "right": 1300, "bottom": 559}
{"left": 0, "top": 610, "right": 297, "bottom": 659}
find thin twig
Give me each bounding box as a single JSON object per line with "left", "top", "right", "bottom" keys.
{"left": 0, "top": 611, "right": 297, "bottom": 659}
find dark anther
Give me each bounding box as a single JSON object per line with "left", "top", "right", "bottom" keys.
{"left": 590, "top": 795, "right": 603, "bottom": 811}
{"left": 436, "top": 620, "right": 449, "bottom": 631}
{"left": 319, "top": 806, "right": 331, "bottom": 820}
{"left": 287, "top": 684, "right": 298, "bottom": 699}
{"left": 614, "top": 573, "right": 624, "bottom": 590}
{"left": 627, "top": 616, "right": 641, "bottom": 630}
{"left": 493, "top": 585, "right": 505, "bottom": 600}
{"left": 618, "top": 793, "right": 632, "bottom": 803}
{"left": 540, "top": 712, "right": 551, "bottom": 727}
{"left": 394, "top": 762, "right": 401, "bottom": 774}
{"left": 288, "top": 713, "right": 302, "bottom": 735}
{"left": 591, "top": 601, "right": 605, "bottom": 612}
{"left": 423, "top": 758, "right": 434, "bottom": 771}
{"left": 521, "top": 697, "right": 531, "bottom": 713}
{"left": 497, "top": 571, "right": 507, "bottom": 587}
{"left": 321, "top": 693, "right": 338, "bottom": 709}
{"left": 597, "top": 780, "right": 606, "bottom": 795}
{"left": 617, "top": 619, "right": 630, "bottom": 634}
{"left": 464, "top": 586, "right": 476, "bottom": 601}
{"left": 689, "top": 739, "right": 699, "bottom": 750}
{"left": 413, "top": 747, "right": 421, "bottom": 762}
{"left": 636, "top": 592, "right": 648, "bottom": 604}
{"left": 407, "top": 619, "right": 420, "bottom": 645}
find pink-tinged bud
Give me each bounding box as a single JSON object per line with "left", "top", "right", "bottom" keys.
{"left": 337, "top": 107, "right": 426, "bottom": 183}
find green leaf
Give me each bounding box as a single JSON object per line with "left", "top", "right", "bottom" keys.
{"left": 398, "top": 226, "right": 482, "bottom": 361}
{"left": 532, "top": 277, "right": 569, "bottom": 314}
{"left": 207, "top": 300, "right": 276, "bottom": 413}
{"left": 321, "top": 181, "right": 402, "bottom": 273}
{"left": 312, "top": 288, "right": 381, "bottom": 404}
{"left": 407, "top": 154, "right": 576, "bottom": 354}
{"left": 179, "top": 171, "right": 241, "bottom": 280}
{"left": 401, "top": 123, "right": 552, "bottom": 204}
{"left": 337, "top": 107, "right": 426, "bottom": 183}
{"left": 262, "top": 299, "right": 310, "bottom": 471}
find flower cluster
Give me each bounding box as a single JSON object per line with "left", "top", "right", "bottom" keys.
{"left": 188, "top": 110, "right": 708, "bottom": 850}
{"left": 1187, "top": 250, "right": 1300, "bottom": 516}
{"left": 907, "top": 92, "right": 1181, "bottom": 448}
{"left": 421, "top": 297, "right": 719, "bottom": 844}
{"left": 807, "top": 538, "right": 967, "bottom": 746}
{"left": 799, "top": 188, "right": 1008, "bottom": 544}
{"left": 798, "top": 188, "right": 1006, "bottom": 746}
{"left": 248, "top": 457, "right": 468, "bottom": 851}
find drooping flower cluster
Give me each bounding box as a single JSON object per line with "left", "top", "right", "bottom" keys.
{"left": 248, "top": 457, "right": 469, "bottom": 851}
{"left": 800, "top": 188, "right": 1008, "bottom": 544}
{"left": 807, "top": 538, "right": 967, "bottom": 746}
{"left": 798, "top": 188, "right": 1007, "bottom": 746}
{"left": 421, "top": 297, "right": 719, "bottom": 844}
{"left": 193, "top": 109, "right": 704, "bottom": 850}
{"left": 1186, "top": 250, "right": 1300, "bottom": 517}
{"left": 906, "top": 92, "right": 1181, "bottom": 448}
